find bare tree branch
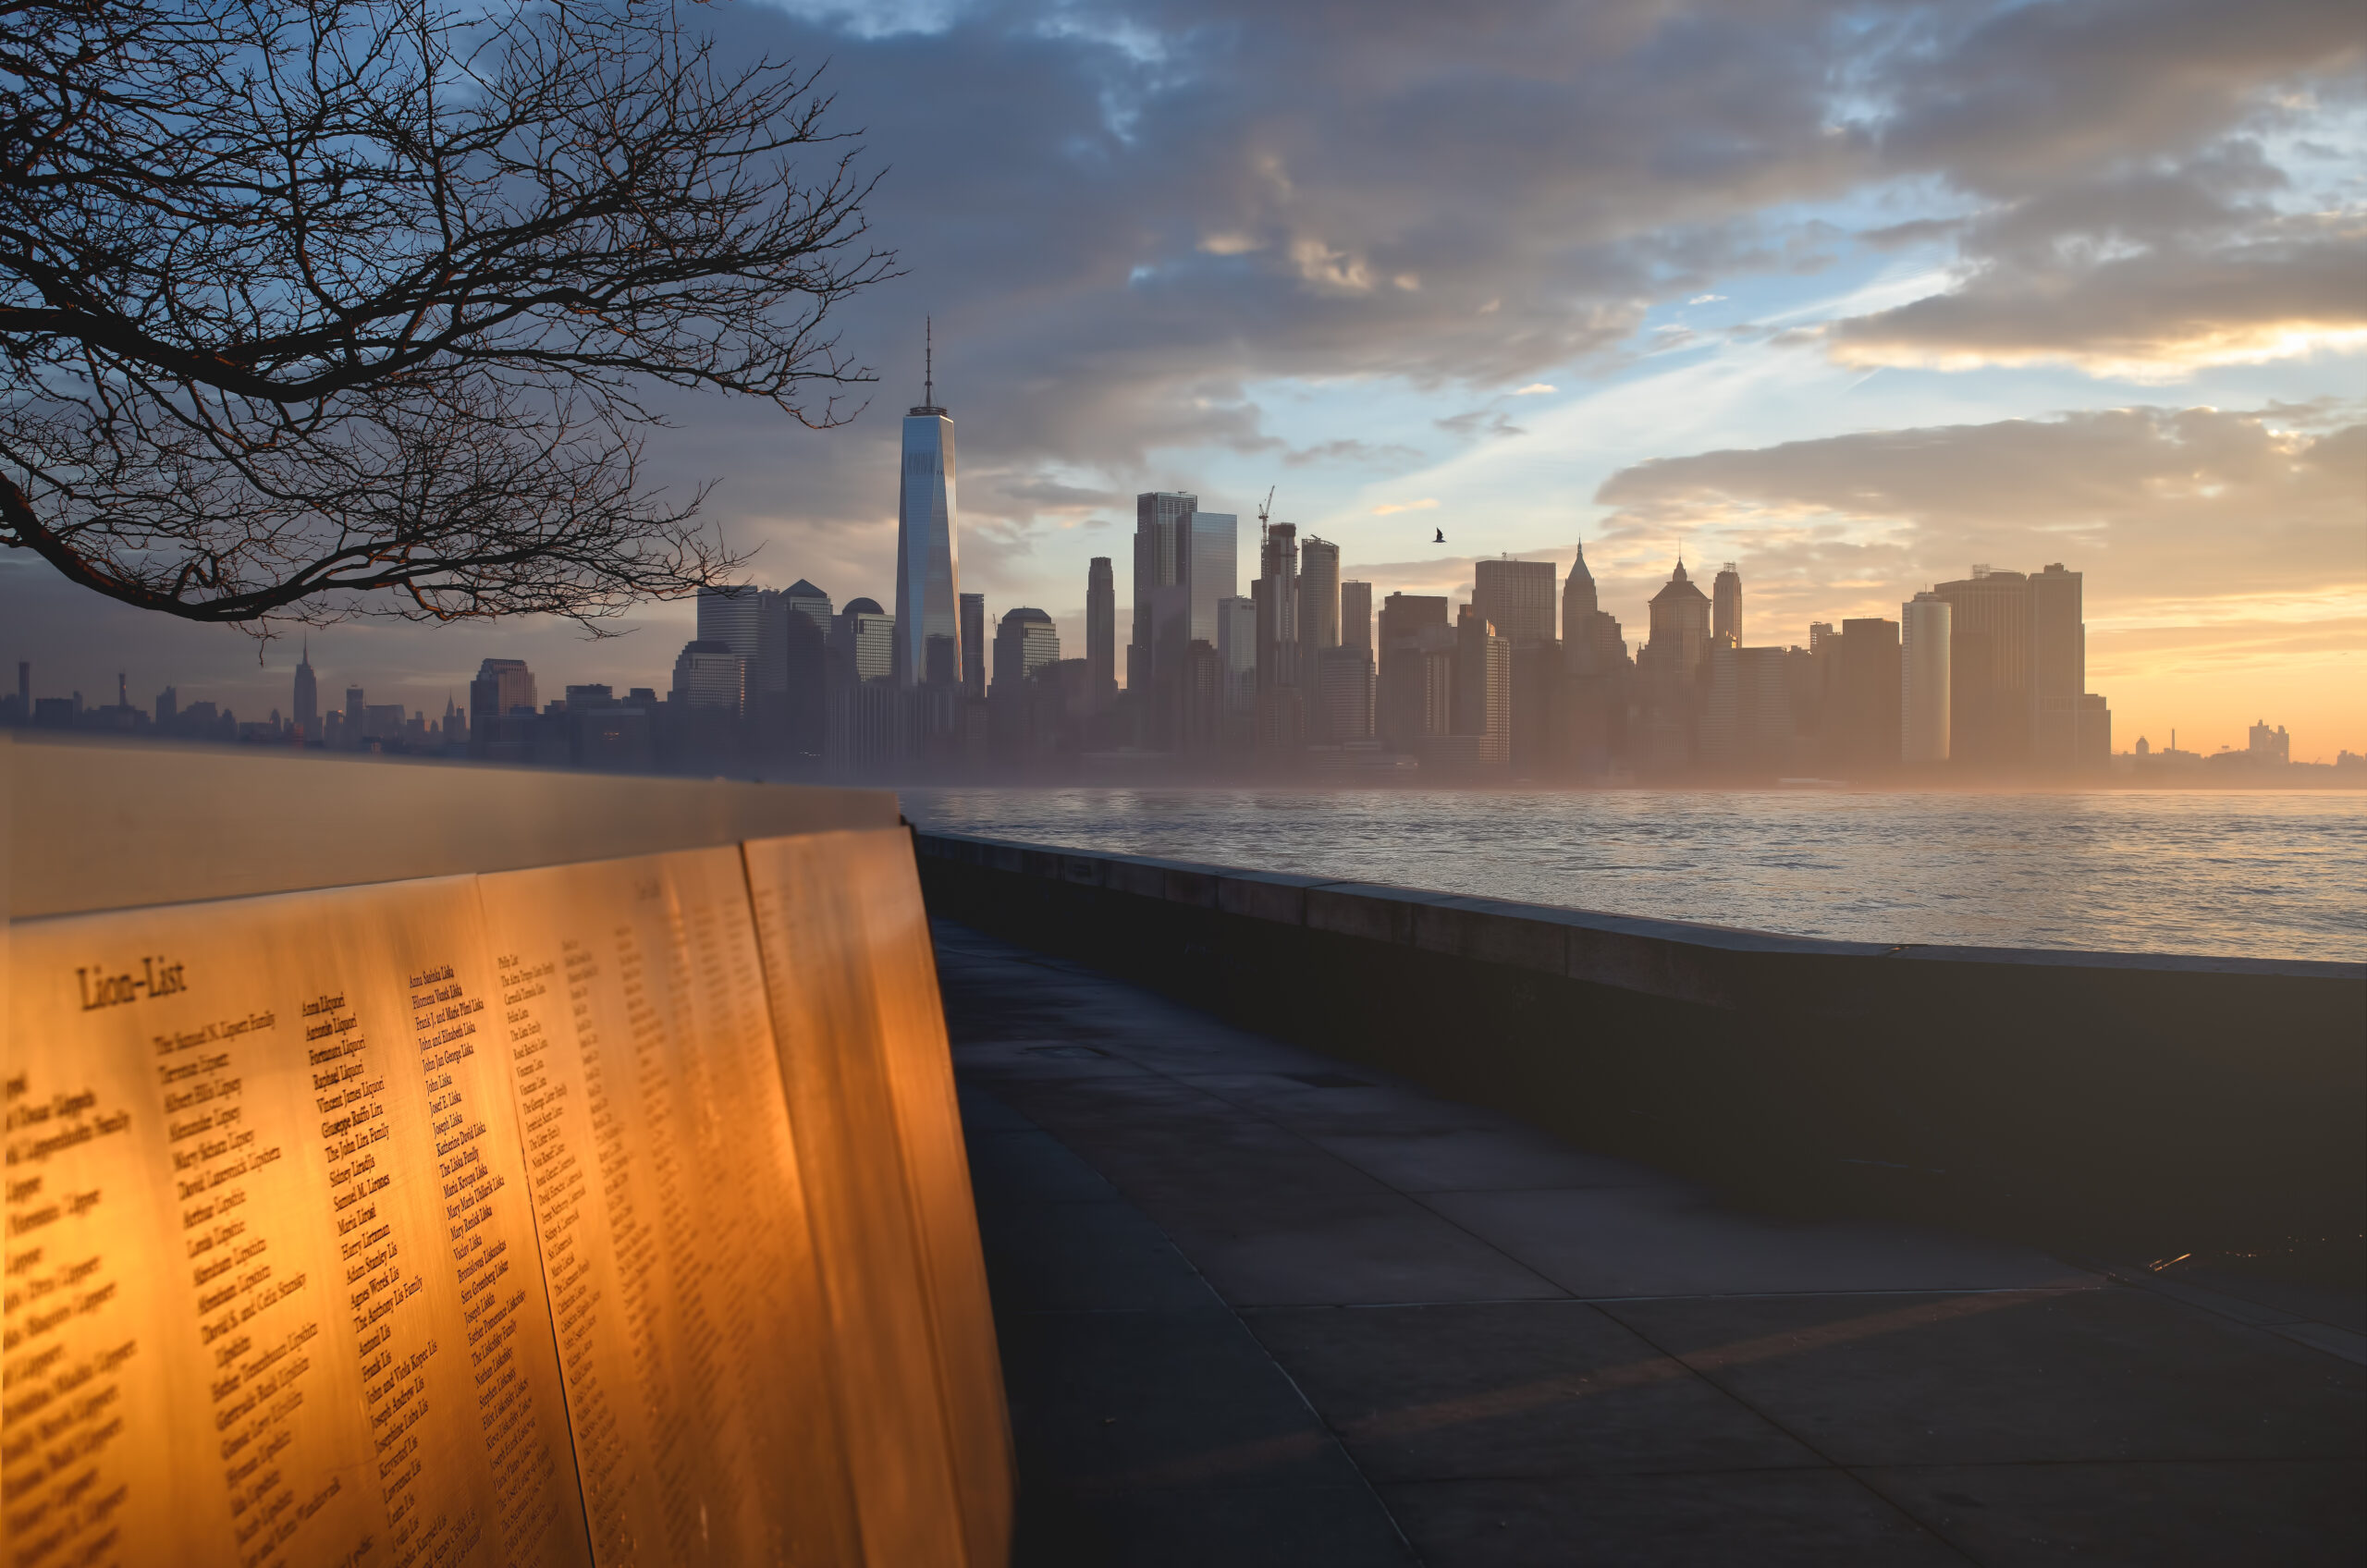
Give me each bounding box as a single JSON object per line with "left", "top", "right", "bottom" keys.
{"left": 0, "top": 0, "right": 895, "bottom": 629}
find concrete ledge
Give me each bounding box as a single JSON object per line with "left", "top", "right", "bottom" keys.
{"left": 912, "top": 828, "right": 2367, "bottom": 1274}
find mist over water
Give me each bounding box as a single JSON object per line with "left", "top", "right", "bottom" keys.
{"left": 900, "top": 788, "right": 2367, "bottom": 962}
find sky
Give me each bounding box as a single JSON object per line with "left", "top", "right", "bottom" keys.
{"left": 5, "top": 0, "right": 2362, "bottom": 758}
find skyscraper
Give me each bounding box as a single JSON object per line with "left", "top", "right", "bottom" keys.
{"left": 1187, "top": 511, "right": 1237, "bottom": 645}
{"left": 1377, "top": 592, "right": 1451, "bottom": 750}
{"left": 1131, "top": 490, "right": 1196, "bottom": 691}
{"left": 1085, "top": 559, "right": 1115, "bottom": 710}
{"left": 467, "top": 658, "right": 535, "bottom": 760}
{"left": 779, "top": 580, "right": 833, "bottom": 761}
{"left": 991, "top": 607, "right": 1061, "bottom": 692}
{"left": 696, "top": 583, "right": 762, "bottom": 659}
{"left": 2029, "top": 562, "right": 2084, "bottom": 771}
{"left": 835, "top": 598, "right": 896, "bottom": 683}
{"left": 1341, "top": 582, "right": 1373, "bottom": 657}
{"left": 1445, "top": 605, "right": 1510, "bottom": 768}
{"left": 1563, "top": 542, "right": 1598, "bottom": 623}
{"left": 1473, "top": 557, "right": 1556, "bottom": 647}
{"left": 1901, "top": 592, "right": 1952, "bottom": 764}
{"left": 1298, "top": 536, "right": 1341, "bottom": 651}
{"left": 1641, "top": 560, "right": 1711, "bottom": 681}
{"left": 960, "top": 592, "right": 987, "bottom": 702}
{"left": 1828, "top": 618, "right": 1901, "bottom": 770}
{"left": 1712, "top": 563, "right": 1742, "bottom": 647}
{"left": 1254, "top": 521, "right": 1302, "bottom": 749}
{"left": 1217, "top": 595, "right": 1257, "bottom": 719}
{"left": 292, "top": 643, "right": 318, "bottom": 742}
{"left": 1931, "top": 567, "right": 2030, "bottom": 769}
{"left": 894, "top": 329, "right": 960, "bottom": 687}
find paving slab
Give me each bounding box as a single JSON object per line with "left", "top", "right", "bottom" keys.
{"left": 1425, "top": 1184, "right": 2085, "bottom": 1297}
{"left": 1305, "top": 1126, "right": 1685, "bottom": 1195}
{"left": 1380, "top": 1471, "right": 1965, "bottom": 1567}
{"left": 935, "top": 918, "right": 2367, "bottom": 1566}
{"left": 1596, "top": 1288, "right": 2367, "bottom": 1465}
{"left": 1854, "top": 1459, "right": 2367, "bottom": 1568}
{"left": 1245, "top": 1301, "right": 1821, "bottom": 1480}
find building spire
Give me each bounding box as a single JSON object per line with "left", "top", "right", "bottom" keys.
{"left": 925, "top": 315, "right": 934, "bottom": 408}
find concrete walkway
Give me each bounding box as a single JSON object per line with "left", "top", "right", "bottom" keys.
{"left": 933, "top": 921, "right": 2365, "bottom": 1567}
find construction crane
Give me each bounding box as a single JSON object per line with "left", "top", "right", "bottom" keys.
{"left": 1256, "top": 486, "right": 1275, "bottom": 549}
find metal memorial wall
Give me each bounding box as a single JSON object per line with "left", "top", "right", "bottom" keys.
{"left": 2, "top": 739, "right": 1009, "bottom": 1568}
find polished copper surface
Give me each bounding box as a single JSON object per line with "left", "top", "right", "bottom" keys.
{"left": 742, "top": 829, "right": 1012, "bottom": 1568}
{"left": 475, "top": 848, "right": 861, "bottom": 1566}
{"left": 5, "top": 877, "right": 590, "bottom": 1568}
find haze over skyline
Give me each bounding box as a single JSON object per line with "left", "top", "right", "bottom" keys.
{"left": 4, "top": 0, "right": 2361, "bottom": 759}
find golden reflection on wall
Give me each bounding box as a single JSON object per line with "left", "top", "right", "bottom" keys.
{"left": 3, "top": 829, "right": 1007, "bottom": 1568}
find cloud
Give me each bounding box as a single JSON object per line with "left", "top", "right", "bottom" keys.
{"left": 1593, "top": 404, "right": 2367, "bottom": 613}
{"left": 8, "top": 0, "right": 2366, "bottom": 688}
{"left": 1510, "top": 383, "right": 1557, "bottom": 396}
{"left": 1371, "top": 497, "right": 1440, "bottom": 516}
{"left": 1434, "top": 410, "right": 1527, "bottom": 439}
{"left": 1825, "top": 158, "right": 2367, "bottom": 378}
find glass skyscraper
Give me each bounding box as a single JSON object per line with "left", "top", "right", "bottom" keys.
{"left": 893, "top": 343, "right": 960, "bottom": 687}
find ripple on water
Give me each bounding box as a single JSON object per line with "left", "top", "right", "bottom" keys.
{"left": 899, "top": 786, "right": 2367, "bottom": 962}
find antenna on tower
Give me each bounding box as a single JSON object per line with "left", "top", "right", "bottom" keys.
{"left": 925, "top": 315, "right": 934, "bottom": 408}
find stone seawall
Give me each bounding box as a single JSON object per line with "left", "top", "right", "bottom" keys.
{"left": 912, "top": 828, "right": 2366, "bottom": 1274}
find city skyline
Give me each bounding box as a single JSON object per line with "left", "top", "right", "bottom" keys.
{"left": 10, "top": 516, "right": 2351, "bottom": 779}
{"left": 2, "top": 2, "right": 2360, "bottom": 758}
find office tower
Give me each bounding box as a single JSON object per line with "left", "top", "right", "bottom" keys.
{"left": 2029, "top": 562, "right": 2084, "bottom": 771}
{"left": 2249, "top": 720, "right": 2290, "bottom": 765}
{"left": 1298, "top": 536, "right": 1341, "bottom": 651}
{"left": 1699, "top": 644, "right": 1794, "bottom": 774}
{"left": 1217, "top": 595, "right": 1257, "bottom": 719}
{"left": 1254, "top": 521, "right": 1302, "bottom": 749}
{"left": 467, "top": 658, "right": 536, "bottom": 759}
{"left": 1447, "top": 605, "right": 1511, "bottom": 767}
{"left": 773, "top": 579, "right": 833, "bottom": 761}
{"left": 671, "top": 642, "right": 744, "bottom": 711}
{"left": 1829, "top": 618, "right": 1902, "bottom": 770}
{"left": 15, "top": 661, "right": 26, "bottom": 715}
{"left": 696, "top": 583, "right": 762, "bottom": 659}
{"left": 292, "top": 644, "right": 318, "bottom": 741}
{"left": 1712, "top": 562, "right": 1743, "bottom": 647}
{"left": 992, "top": 607, "right": 1061, "bottom": 693}
{"left": 1473, "top": 557, "right": 1557, "bottom": 647}
{"left": 1188, "top": 511, "right": 1238, "bottom": 644}
{"left": 1931, "top": 567, "right": 2030, "bottom": 768}
{"left": 1809, "top": 620, "right": 1834, "bottom": 655}
{"left": 1085, "top": 560, "right": 1115, "bottom": 710}
{"left": 1341, "top": 582, "right": 1373, "bottom": 657}
{"left": 1313, "top": 645, "right": 1375, "bottom": 743}
{"left": 834, "top": 598, "right": 896, "bottom": 683}
{"left": 960, "top": 592, "right": 987, "bottom": 701}
{"left": 894, "top": 335, "right": 961, "bottom": 687}
{"left": 1641, "top": 560, "right": 1711, "bottom": 680}
{"left": 1901, "top": 592, "right": 1952, "bottom": 764}
{"left": 1563, "top": 542, "right": 1598, "bottom": 622}
{"left": 2080, "top": 695, "right": 2112, "bottom": 770}
{"left": 344, "top": 685, "right": 365, "bottom": 728}
{"left": 1377, "top": 592, "right": 1451, "bottom": 749}
{"left": 1131, "top": 490, "right": 1196, "bottom": 691}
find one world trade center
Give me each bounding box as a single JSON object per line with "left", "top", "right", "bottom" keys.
{"left": 893, "top": 325, "right": 961, "bottom": 687}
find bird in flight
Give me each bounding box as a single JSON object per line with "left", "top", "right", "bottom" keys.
{"left": 1433, "top": 528, "right": 1446, "bottom": 544}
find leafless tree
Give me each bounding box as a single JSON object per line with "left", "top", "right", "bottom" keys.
{"left": 0, "top": 0, "right": 891, "bottom": 629}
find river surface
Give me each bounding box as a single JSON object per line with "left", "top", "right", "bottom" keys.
{"left": 899, "top": 787, "right": 2367, "bottom": 962}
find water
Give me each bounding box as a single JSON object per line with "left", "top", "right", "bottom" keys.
{"left": 899, "top": 787, "right": 2367, "bottom": 962}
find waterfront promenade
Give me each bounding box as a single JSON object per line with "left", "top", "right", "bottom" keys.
{"left": 938, "top": 920, "right": 2366, "bottom": 1565}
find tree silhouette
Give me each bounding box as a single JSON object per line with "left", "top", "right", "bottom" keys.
{"left": 0, "top": 0, "right": 892, "bottom": 629}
